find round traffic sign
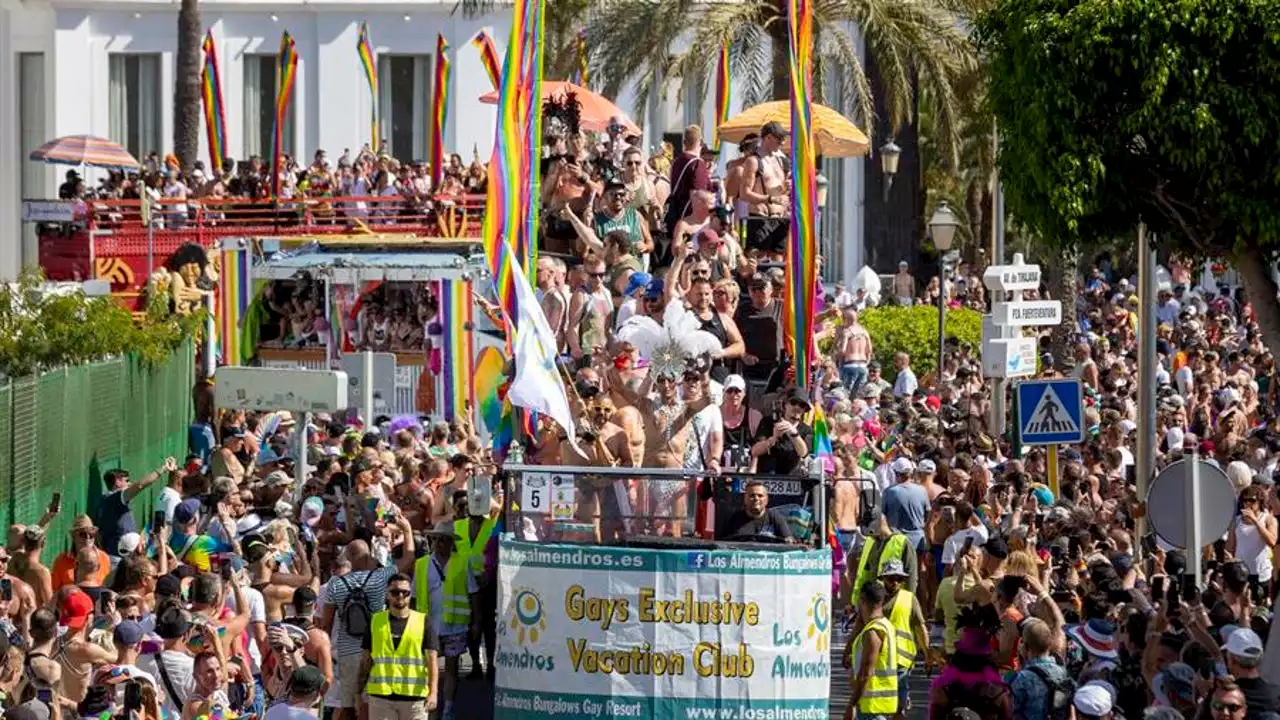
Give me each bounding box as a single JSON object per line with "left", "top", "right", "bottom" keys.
{"left": 1145, "top": 459, "right": 1236, "bottom": 548}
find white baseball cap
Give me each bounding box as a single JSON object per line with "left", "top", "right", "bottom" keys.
{"left": 723, "top": 374, "right": 746, "bottom": 392}
{"left": 1225, "top": 628, "right": 1264, "bottom": 660}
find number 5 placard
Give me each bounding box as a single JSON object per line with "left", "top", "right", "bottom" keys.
{"left": 521, "top": 472, "right": 551, "bottom": 513}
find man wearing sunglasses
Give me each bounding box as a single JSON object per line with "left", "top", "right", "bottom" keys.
{"left": 592, "top": 179, "right": 652, "bottom": 268}
{"left": 360, "top": 573, "right": 439, "bottom": 720}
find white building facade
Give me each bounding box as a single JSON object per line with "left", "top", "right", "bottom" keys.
{"left": 0, "top": 0, "right": 866, "bottom": 281}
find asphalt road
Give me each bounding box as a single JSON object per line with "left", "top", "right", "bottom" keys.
{"left": 455, "top": 627, "right": 934, "bottom": 720}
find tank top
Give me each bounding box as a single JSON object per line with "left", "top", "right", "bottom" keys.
{"left": 1234, "top": 513, "right": 1274, "bottom": 577}
{"left": 594, "top": 209, "right": 642, "bottom": 251}
{"left": 579, "top": 288, "right": 613, "bottom": 351}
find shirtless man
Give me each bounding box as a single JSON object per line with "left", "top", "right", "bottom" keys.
{"left": 563, "top": 375, "right": 635, "bottom": 543}
{"left": 421, "top": 458, "right": 454, "bottom": 528}
{"left": 610, "top": 363, "right": 713, "bottom": 536}
{"left": 724, "top": 134, "right": 760, "bottom": 222}
{"left": 0, "top": 546, "right": 36, "bottom": 638}
{"left": 738, "top": 122, "right": 790, "bottom": 218}
{"left": 537, "top": 257, "right": 570, "bottom": 352}
{"left": 17, "top": 527, "right": 53, "bottom": 608}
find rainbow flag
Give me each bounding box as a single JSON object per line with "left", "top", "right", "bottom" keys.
{"left": 357, "top": 22, "right": 379, "bottom": 151}
{"left": 272, "top": 31, "right": 299, "bottom": 200}
{"left": 200, "top": 30, "right": 228, "bottom": 176}
{"left": 785, "top": 0, "right": 818, "bottom": 388}
{"left": 474, "top": 346, "right": 507, "bottom": 433}
{"left": 218, "top": 248, "right": 251, "bottom": 366}
{"left": 471, "top": 30, "right": 502, "bottom": 90}
{"left": 809, "top": 404, "right": 834, "bottom": 472}
{"left": 431, "top": 34, "right": 451, "bottom": 189}
{"left": 713, "top": 42, "right": 730, "bottom": 152}
{"left": 573, "top": 29, "right": 589, "bottom": 88}
{"left": 480, "top": 0, "right": 546, "bottom": 328}
{"left": 438, "top": 279, "right": 476, "bottom": 422}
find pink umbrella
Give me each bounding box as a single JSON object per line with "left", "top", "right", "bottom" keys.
{"left": 478, "top": 81, "right": 640, "bottom": 134}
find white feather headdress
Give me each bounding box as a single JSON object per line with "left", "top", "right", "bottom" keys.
{"left": 615, "top": 302, "right": 722, "bottom": 378}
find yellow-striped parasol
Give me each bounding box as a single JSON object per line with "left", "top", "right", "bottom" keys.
{"left": 717, "top": 101, "right": 870, "bottom": 158}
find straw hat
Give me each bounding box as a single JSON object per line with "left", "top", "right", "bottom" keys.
{"left": 71, "top": 515, "right": 96, "bottom": 533}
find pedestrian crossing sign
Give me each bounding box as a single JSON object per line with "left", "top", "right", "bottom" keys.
{"left": 1017, "top": 378, "right": 1085, "bottom": 445}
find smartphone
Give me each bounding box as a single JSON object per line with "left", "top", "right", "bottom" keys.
{"left": 221, "top": 562, "right": 235, "bottom": 582}
{"left": 0, "top": 578, "right": 10, "bottom": 602}
{"left": 1166, "top": 580, "right": 1180, "bottom": 608}
{"left": 49, "top": 492, "right": 61, "bottom": 514}
{"left": 1182, "top": 576, "right": 1199, "bottom": 604}
{"left": 123, "top": 679, "right": 143, "bottom": 712}
{"left": 36, "top": 688, "right": 52, "bottom": 704}
{"left": 960, "top": 534, "right": 976, "bottom": 559}
{"left": 153, "top": 509, "right": 167, "bottom": 530}
{"left": 1151, "top": 575, "right": 1166, "bottom": 601}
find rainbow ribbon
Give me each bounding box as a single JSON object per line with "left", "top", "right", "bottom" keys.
{"left": 218, "top": 247, "right": 251, "bottom": 366}
{"left": 272, "top": 31, "right": 299, "bottom": 200}
{"left": 438, "top": 278, "right": 476, "bottom": 422}
{"left": 573, "top": 29, "right": 589, "bottom": 88}
{"left": 200, "top": 30, "right": 228, "bottom": 176}
{"left": 785, "top": 0, "right": 818, "bottom": 388}
{"left": 480, "top": 0, "right": 546, "bottom": 329}
{"left": 357, "top": 22, "right": 379, "bottom": 151}
{"left": 713, "top": 42, "right": 730, "bottom": 152}
{"left": 471, "top": 29, "right": 502, "bottom": 90}
{"left": 431, "top": 34, "right": 451, "bottom": 189}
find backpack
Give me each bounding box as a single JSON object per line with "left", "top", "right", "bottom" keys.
{"left": 339, "top": 571, "right": 376, "bottom": 636}
{"left": 1024, "top": 663, "right": 1077, "bottom": 720}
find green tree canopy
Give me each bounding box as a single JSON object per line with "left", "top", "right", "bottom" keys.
{"left": 977, "top": 0, "right": 1280, "bottom": 351}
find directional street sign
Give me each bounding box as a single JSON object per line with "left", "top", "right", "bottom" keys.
{"left": 992, "top": 300, "right": 1063, "bottom": 327}
{"left": 982, "top": 337, "right": 1037, "bottom": 379}
{"left": 1146, "top": 459, "right": 1235, "bottom": 549}
{"left": 983, "top": 263, "right": 1042, "bottom": 293}
{"left": 1017, "top": 378, "right": 1085, "bottom": 445}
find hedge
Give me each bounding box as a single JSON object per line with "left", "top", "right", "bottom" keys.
{"left": 854, "top": 305, "right": 983, "bottom": 381}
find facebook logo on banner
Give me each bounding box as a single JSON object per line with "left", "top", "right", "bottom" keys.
{"left": 686, "top": 552, "right": 709, "bottom": 569}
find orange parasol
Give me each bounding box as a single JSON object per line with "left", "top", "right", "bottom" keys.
{"left": 477, "top": 81, "right": 640, "bottom": 135}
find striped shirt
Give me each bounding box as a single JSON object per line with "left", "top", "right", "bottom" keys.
{"left": 326, "top": 566, "right": 396, "bottom": 658}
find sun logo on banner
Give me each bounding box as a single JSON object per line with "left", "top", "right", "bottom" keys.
{"left": 508, "top": 587, "right": 546, "bottom": 646}
{"left": 806, "top": 593, "right": 831, "bottom": 652}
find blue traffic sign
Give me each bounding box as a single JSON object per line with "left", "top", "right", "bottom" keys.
{"left": 1017, "top": 378, "right": 1085, "bottom": 445}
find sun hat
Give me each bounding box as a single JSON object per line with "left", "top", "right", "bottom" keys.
{"left": 1069, "top": 618, "right": 1119, "bottom": 659}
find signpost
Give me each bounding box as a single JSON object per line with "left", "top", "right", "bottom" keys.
{"left": 982, "top": 263, "right": 1041, "bottom": 293}
{"left": 982, "top": 254, "right": 1060, "bottom": 433}
{"left": 990, "top": 300, "right": 1064, "bottom": 327}
{"left": 341, "top": 351, "right": 396, "bottom": 421}
{"left": 981, "top": 337, "right": 1037, "bottom": 379}
{"left": 1146, "top": 456, "right": 1235, "bottom": 587}
{"left": 214, "top": 367, "right": 349, "bottom": 491}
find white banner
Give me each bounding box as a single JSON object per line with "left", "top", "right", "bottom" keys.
{"left": 495, "top": 541, "right": 833, "bottom": 720}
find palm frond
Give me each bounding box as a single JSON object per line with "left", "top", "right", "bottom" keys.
{"left": 586, "top": 0, "right": 697, "bottom": 117}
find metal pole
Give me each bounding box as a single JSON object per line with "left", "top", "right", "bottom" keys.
{"left": 811, "top": 456, "right": 826, "bottom": 549}
{"left": 294, "top": 411, "right": 309, "bottom": 498}
{"left": 146, "top": 222, "right": 154, "bottom": 282}
{"left": 363, "top": 349, "right": 375, "bottom": 426}
{"left": 1136, "top": 222, "right": 1156, "bottom": 560}
{"left": 203, "top": 294, "right": 216, "bottom": 377}
{"left": 1188, "top": 453, "right": 1203, "bottom": 590}
{"left": 938, "top": 260, "right": 947, "bottom": 380}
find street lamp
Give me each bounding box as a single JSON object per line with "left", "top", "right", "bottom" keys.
{"left": 880, "top": 138, "right": 901, "bottom": 202}
{"left": 929, "top": 201, "right": 959, "bottom": 381}
{"left": 816, "top": 171, "right": 830, "bottom": 209}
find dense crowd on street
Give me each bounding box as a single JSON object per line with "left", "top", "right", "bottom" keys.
{"left": 6, "top": 101, "right": 1280, "bottom": 720}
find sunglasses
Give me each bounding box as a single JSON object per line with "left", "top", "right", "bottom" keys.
{"left": 387, "top": 588, "right": 411, "bottom": 597}
{"left": 725, "top": 388, "right": 744, "bottom": 394}
{"left": 590, "top": 272, "right": 607, "bottom": 279}
{"left": 626, "top": 161, "right": 643, "bottom": 167}
{"left": 692, "top": 269, "right": 711, "bottom": 277}
{"left": 1212, "top": 702, "right": 1244, "bottom": 714}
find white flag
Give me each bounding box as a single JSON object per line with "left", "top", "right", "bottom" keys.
{"left": 503, "top": 240, "right": 577, "bottom": 447}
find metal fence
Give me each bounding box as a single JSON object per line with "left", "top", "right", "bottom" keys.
{"left": 0, "top": 341, "right": 195, "bottom": 563}
{"left": 499, "top": 463, "right": 829, "bottom": 548}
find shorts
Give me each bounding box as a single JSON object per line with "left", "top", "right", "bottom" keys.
{"left": 335, "top": 654, "right": 364, "bottom": 708}
{"left": 366, "top": 695, "right": 430, "bottom": 720}
{"left": 932, "top": 544, "right": 945, "bottom": 581}
{"left": 835, "top": 530, "right": 859, "bottom": 559}
{"left": 441, "top": 632, "right": 469, "bottom": 659}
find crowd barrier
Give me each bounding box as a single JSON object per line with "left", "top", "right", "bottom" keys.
{"left": 0, "top": 341, "right": 195, "bottom": 562}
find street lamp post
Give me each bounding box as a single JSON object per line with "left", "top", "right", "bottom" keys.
{"left": 880, "top": 139, "right": 901, "bottom": 202}
{"left": 929, "top": 201, "right": 959, "bottom": 380}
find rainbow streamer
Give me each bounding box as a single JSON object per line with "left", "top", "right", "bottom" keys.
{"left": 218, "top": 248, "right": 251, "bottom": 366}
{"left": 480, "top": 0, "right": 546, "bottom": 328}
{"left": 200, "top": 30, "right": 228, "bottom": 176}
{"left": 471, "top": 30, "right": 502, "bottom": 90}
{"left": 573, "top": 29, "right": 589, "bottom": 88}
{"left": 438, "top": 279, "right": 476, "bottom": 423}
{"left": 474, "top": 346, "right": 507, "bottom": 433}
{"left": 713, "top": 42, "right": 730, "bottom": 152}
{"left": 808, "top": 404, "right": 834, "bottom": 473}
{"left": 357, "top": 22, "right": 379, "bottom": 151}
{"left": 272, "top": 31, "right": 300, "bottom": 200}
{"left": 785, "top": 0, "right": 818, "bottom": 388}
{"left": 431, "top": 34, "right": 451, "bottom": 189}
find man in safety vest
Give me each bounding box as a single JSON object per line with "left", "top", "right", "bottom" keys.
{"left": 849, "top": 514, "right": 917, "bottom": 608}
{"left": 414, "top": 524, "right": 469, "bottom": 720}
{"left": 844, "top": 580, "right": 898, "bottom": 720}
{"left": 359, "top": 572, "right": 439, "bottom": 719}
{"left": 455, "top": 485, "right": 501, "bottom": 681}
{"left": 879, "top": 560, "right": 929, "bottom": 720}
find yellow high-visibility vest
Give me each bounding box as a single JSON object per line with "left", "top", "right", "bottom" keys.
{"left": 887, "top": 588, "right": 918, "bottom": 670}
{"left": 441, "top": 553, "right": 470, "bottom": 626}
{"left": 455, "top": 515, "right": 498, "bottom": 578}
{"left": 413, "top": 555, "right": 437, "bottom": 616}
{"left": 852, "top": 616, "right": 899, "bottom": 715}
{"left": 364, "top": 610, "right": 430, "bottom": 698}
{"left": 852, "top": 533, "right": 908, "bottom": 600}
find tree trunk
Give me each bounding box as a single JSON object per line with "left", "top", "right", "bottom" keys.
{"left": 1236, "top": 244, "right": 1280, "bottom": 361}
{"left": 1046, "top": 245, "right": 1080, "bottom": 367}
{"left": 769, "top": 7, "right": 790, "bottom": 100}
{"left": 174, "top": 0, "right": 202, "bottom": 172}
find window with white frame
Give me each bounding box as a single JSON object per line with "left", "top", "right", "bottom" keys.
{"left": 108, "top": 54, "right": 162, "bottom": 161}
{"left": 378, "top": 54, "right": 430, "bottom": 162}
{"left": 243, "top": 55, "right": 297, "bottom": 161}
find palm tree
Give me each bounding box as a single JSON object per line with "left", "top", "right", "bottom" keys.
{"left": 174, "top": 0, "right": 202, "bottom": 171}
{"left": 921, "top": 66, "right": 994, "bottom": 259}
{"left": 454, "top": 0, "right": 593, "bottom": 83}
